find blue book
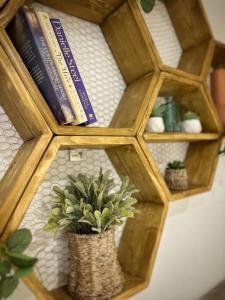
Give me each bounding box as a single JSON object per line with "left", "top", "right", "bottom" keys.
{"left": 51, "top": 18, "right": 97, "bottom": 125}
{"left": 7, "top": 6, "right": 77, "bottom": 125}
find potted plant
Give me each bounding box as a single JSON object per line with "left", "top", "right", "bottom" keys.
{"left": 182, "top": 111, "right": 202, "bottom": 133}
{"left": 146, "top": 103, "right": 165, "bottom": 132}
{"left": 44, "top": 169, "right": 138, "bottom": 300}
{"left": 164, "top": 160, "right": 188, "bottom": 191}
{"left": 0, "top": 229, "right": 37, "bottom": 299}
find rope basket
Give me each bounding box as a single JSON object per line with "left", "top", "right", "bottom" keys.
{"left": 68, "top": 229, "right": 124, "bottom": 300}
{"left": 164, "top": 168, "right": 188, "bottom": 191}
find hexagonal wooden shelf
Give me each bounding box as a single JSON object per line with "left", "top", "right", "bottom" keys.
{"left": 139, "top": 72, "right": 223, "bottom": 136}
{"left": 138, "top": 137, "right": 222, "bottom": 201}
{"left": 136, "top": 0, "right": 214, "bottom": 81}
{"left": 138, "top": 71, "right": 222, "bottom": 200}
{"left": 1, "top": 136, "right": 168, "bottom": 300}
{"left": 0, "top": 43, "right": 52, "bottom": 234}
{"left": 0, "top": 0, "right": 159, "bottom": 136}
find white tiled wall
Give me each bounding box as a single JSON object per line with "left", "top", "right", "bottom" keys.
{"left": 0, "top": 106, "right": 22, "bottom": 180}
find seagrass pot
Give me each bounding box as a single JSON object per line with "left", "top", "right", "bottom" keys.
{"left": 164, "top": 168, "right": 188, "bottom": 191}
{"left": 67, "top": 229, "right": 124, "bottom": 300}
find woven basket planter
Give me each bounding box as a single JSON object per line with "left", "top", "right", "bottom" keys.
{"left": 68, "top": 229, "right": 124, "bottom": 300}
{"left": 164, "top": 168, "right": 188, "bottom": 191}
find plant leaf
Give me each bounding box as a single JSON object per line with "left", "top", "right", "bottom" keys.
{"left": 51, "top": 207, "right": 61, "bottom": 216}
{"left": 73, "top": 181, "right": 87, "bottom": 197}
{"left": 0, "top": 260, "right": 11, "bottom": 276}
{"left": 65, "top": 206, "right": 74, "bottom": 214}
{"left": 14, "top": 267, "right": 33, "bottom": 279}
{"left": 7, "top": 228, "right": 32, "bottom": 253}
{"left": 53, "top": 186, "right": 65, "bottom": 197}
{"left": 43, "top": 222, "right": 58, "bottom": 231}
{"left": 140, "top": 0, "right": 155, "bottom": 13}
{"left": 96, "top": 189, "right": 104, "bottom": 210}
{"left": 78, "top": 218, "right": 94, "bottom": 227}
{"left": 94, "top": 210, "right": 102, "bottom": 230}
{"left": 8, "top": 252, "right": 37, "bottom": 268}
{"left": 0, "top": 276, "right": 19, "bottom": 298}
{"left": 0, "top": 244, "right": 7, "bottom": 256}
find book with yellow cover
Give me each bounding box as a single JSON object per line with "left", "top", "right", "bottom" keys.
{"left": 35, "top": 10, "right": 87, "bottom": 125}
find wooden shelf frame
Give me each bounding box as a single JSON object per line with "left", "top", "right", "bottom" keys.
{"left": 0, "top": 43, "right": 52, "bottom": 234}
{"left": 138, "top": 136, "right": 222, "bottom": 201}
{"left": 1, "top": 136, "right": 168, "bottom": 300}
{"left": 143, "top": 132, "right": 221, "bottom": 142}
{"left": 208, "top": 40, "right": 225, "bottom": 131}
{"left": 211, "top": 40, "right": 225, "bottom": 69}
{"left": 0, "top": 0, "right": 8, "bottom": 10}
{"left": 0, "top": 0, "right": 160, "bottom": 136}
{"left": 136, "top": 0, "right": 215, "bottom": 81}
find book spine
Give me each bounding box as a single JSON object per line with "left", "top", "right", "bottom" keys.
{"left": 7, "top": 8, "right": 68, "bottom": 125}
{"left": 51, "top": 18, "right": 97, "bottom": 125}
{"left": 20, "top": 7, "right": 77, "bottom": 125}
{"left": 35, "top": 11, "right": 87, "bottom": 125}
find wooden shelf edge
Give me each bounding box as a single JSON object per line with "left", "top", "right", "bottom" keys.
{"left": 170, "top": 186, "right": 210, "bottom": 201}
{"left": 160, "top": 63, "right": 202, "bottom": 82}
{"left": 50, "top": 275, "right": 145, "bottom": 300}
{"left": 143, "top": 132, "right": 220, "bottom": 142}
{"left": 0, "top": 134, "right": 52, "bottom": 235}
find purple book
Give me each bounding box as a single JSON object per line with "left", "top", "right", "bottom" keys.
{"left": 50, "top": 18, "right": 97, "bottom": 125}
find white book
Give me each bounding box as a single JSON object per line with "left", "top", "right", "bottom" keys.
{"left": 35, "top": 10, "right": 87, "bottom": 125}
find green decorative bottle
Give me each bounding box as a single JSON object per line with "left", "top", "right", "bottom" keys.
{"left": 163, "top": 97, "right": 181, "bottom": 132}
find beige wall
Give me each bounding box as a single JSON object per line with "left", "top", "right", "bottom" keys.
{"left": 203, "top": 0, "right": 225, "bottom": 42}
{"left": 133, "top": 152, "right": 225, "bottom": 300}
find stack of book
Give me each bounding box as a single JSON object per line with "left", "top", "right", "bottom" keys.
{"left": 8, "top": 6, "right": 97, "bottom": 126}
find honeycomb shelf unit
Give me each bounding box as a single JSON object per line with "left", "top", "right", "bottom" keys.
{"left": 0, "top": 42, "right": 52, "bottom": 234}
{"left": 0, "top": 0, "right": 224, "bottom": 299}
{"left": 1, "top": 136, "right": 168, "bottom": 300}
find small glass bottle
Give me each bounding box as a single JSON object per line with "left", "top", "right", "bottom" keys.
{"left": 163, "top": 96, "right": 182, "bottom": 132}
{"left": 163, "top": 96, "right": 176, "bottom": 132}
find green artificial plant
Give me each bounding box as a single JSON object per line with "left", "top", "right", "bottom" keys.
{"left": 183, "top": 111, "right": 200, "bottom": 121}
{"left": 0, "top": 229, "right": 37, "bottom": 299}
{"left": 166, "top": 160, "right": 185, "bottom": 170}
{"left": 44, "top": 169, "right": 138, "bottom": 234}
{"left": 150, "top": 104, "right": 165, "bottom": 118}
{"left": 140, "top": 0, "right": 166, "bottom": 13}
